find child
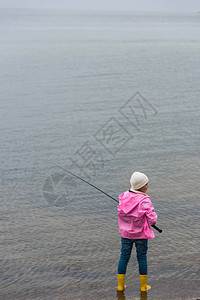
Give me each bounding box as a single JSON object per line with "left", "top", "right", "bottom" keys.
{"left": 117, "top": 172, "right": 157, "bottom": 292}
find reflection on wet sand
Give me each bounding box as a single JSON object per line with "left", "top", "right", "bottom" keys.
{"left": 117, "top": 291, "right": 147, "bottom": 300}
{"left": 117, "top": 291, "right": 126, "bottom": 300}
{"left": 140, "top": 291, "right": 148, "bottom": 300}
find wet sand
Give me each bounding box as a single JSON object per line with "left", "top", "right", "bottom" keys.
{"left": 1, "top": 277, "right": 199, "bottom": 300}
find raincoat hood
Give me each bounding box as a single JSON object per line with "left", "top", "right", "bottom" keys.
{"left": 118, "top": 190, "right": 147, "bottom": 214}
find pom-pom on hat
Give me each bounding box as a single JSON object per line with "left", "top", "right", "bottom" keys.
{"left": 130, "top": 172, "right": 149, "bottom": 190}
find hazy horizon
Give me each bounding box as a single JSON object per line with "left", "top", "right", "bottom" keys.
{"left": 0, "top": 0, "right": 199, "bottom": 13}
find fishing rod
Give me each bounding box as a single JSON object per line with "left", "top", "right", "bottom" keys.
{"left": 54, "top": 164, "right": 162, "bottom": 233}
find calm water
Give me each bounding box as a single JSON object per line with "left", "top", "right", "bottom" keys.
{"left": 0, "top": 8, "right": 200, "bottom": 300}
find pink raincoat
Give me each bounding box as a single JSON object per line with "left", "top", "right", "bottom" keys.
{"left": 118, "top": 190, "right": 157, "bottom": 239}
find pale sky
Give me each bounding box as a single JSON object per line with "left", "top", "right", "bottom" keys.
{"left": 0, "top": 0, "right": 199, "bottom": 12}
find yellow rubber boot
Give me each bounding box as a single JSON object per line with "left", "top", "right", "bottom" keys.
{"left": 140, "top": 275, "right": 151, "bottom": 292}
{"left": 117, "top": 274, "right": 126, "bottom": 291}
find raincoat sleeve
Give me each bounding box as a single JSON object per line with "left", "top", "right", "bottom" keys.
{"left": 140, "top": 198, "right": 157, "bottom": 226}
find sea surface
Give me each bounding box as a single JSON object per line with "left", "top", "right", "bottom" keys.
{"left": 0, "top": 8, "right": 200, "bottom": 300}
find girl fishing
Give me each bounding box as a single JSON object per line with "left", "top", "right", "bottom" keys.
{"left": 53, "top": 165, "right": 161, "bottom": 292}
{"left": 117, "top": 171, "right": 158, "bottom": 292}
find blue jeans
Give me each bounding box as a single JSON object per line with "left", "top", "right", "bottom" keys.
{"left": 118, "top": 237, "right": 148, "bottom": 275}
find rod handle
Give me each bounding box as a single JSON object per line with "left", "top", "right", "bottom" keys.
{"left": 151, "top": 224, "right": 162, "bottom": 233}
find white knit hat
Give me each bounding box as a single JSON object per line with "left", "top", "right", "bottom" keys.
{"left": 130, "top": 172, "right": 149, "bottom": 190}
